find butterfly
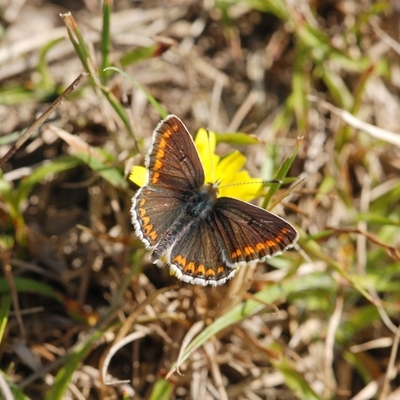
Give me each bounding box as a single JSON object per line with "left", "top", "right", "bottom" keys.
{"left": 131, "top": 115, "right": 298, "bottom": 286}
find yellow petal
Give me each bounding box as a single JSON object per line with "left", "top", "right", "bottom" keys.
{"left": 215, "top": 150, "right": 246, "bottom": 180}
{"left": 195, "top": 128, "right": 219, "bottom": 183}
{"left": 219, "top": 173, "right": 263, "bottom": 201}
{"left": 129, "top": 166, "right": 148, "bottom": 187}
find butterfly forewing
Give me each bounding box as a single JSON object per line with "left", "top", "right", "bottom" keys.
{"left": 146, "top": 115, "right": 205, "bottom": 193}
{"left": 211, "top": 197, "right": 299, "bottom": 267}
{"left": 132, "top": 115, "right": 206, "bottom": 248}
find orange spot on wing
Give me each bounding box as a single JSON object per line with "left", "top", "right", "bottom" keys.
{"left": 244, "top": 246, "right": 255, "bottom": 256}
{"left": 205, "top": 268, "right": 216, "bottom": 277}
{"left": 256, "top": 243, "right": 266, "bottom": 251}
{"left": 156, "top": 149, "right": 165, "bottom": 159}
{"left": 174, "top": 255, "right": 187, "bottom": 266}
{"left": 185, "top": 262, "right": 195, "bottom": 273}
{"left": 232, "top": 249, "right": 242, "bottom": 258}
{"left": 151, "top": 172, "right": 160, "bottom": 184}
{"left": 216, "top": 266, "right": 226, "bottom": 276}
{"left": 144, "top": 225, "right": 153, "bottom": 235}
{"left": 154, "top": 160, "right": 163, "bottom": 170}
{"left": 149, "top": 231, "right": 157, "bottom": 241}
{"left": 141, "top": 216, "right": 150, "bottom": 227}
{"left": 196, "top": 264, "right": 206, "bottom": 275}
{"left": 163, "top": 129, "right": 172, "bottom": 138}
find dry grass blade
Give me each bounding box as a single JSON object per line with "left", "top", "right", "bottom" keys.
{"left": 166, "top": 320, "right": 205, "bottom": 379}
{"left": 101, "top": 328, "right": 150, "bottom": 385}
{"left": 47, "top": 125, "right": 106, "bottom": 161}
{"left": 0, "top": 372, "right": 13, "bottom": 400}
{"left": 380, "top": 324, "right": 400, "bottom": 400}
{"left": 314, "top": 97, "right": 400, "bottom": 147}
{"left": 0, "top": 72, "right": 88, "bottom": 169}
{"left": 327, "top": 227, "right": 400, "bottom": 261}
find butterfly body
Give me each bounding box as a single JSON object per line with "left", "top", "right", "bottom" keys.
{"left": 131, "top": 115, "right": 298, "bottom": 286}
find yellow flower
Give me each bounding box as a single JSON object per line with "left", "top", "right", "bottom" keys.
{"left": 129, "top": 165, "right": 147, "bottom": 188}
{"left": 129, "top": 127, "right": 263, "bottom": 202}
{"left": 194, "top": 128, "right": 263, "bottom": 201}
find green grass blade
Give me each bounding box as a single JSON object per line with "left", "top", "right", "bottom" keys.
{"left": 148, "top": 377, "right": 175, "bottom": 400}
{"left": 0, "top": 277, "right": 64, "bottom": 303}
{"left": 262, "top": 136, "right": 302, "bottom": 208}
{"left": 0, "top": 370, "right": 30, "bottom": 400}
{"left": 100, "top": 0, "right": 112, "bottom": 83}
{"left": 104, "top": 66, "right": 167, "bottom": 118}
{"left": 0, "top": 294, "right": 11, "bottom": 346}
{"left": 44, "top": 329, "right": 104, "bottom": 400}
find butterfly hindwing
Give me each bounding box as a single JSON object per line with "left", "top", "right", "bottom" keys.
{"left": 132, "top": 187, "right": 187, "bottom": 248}
{"left": 168, "top": 218, "right": 237, "bottom": 287}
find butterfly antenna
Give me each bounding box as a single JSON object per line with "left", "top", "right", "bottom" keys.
{"left": 217, "top": 179, "right": 282, "bottom": 190}
{"left": 206, "top": 129, "right": 215, "bottom": 183}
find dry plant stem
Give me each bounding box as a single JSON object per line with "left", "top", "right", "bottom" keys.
{"left": 1, "top": 250, "right": 26, "bottom": 340}
{"left": 0, "top": 72, "right": 88, "bottom": 169}
{"left": 166, "top": 320, "right": 205, "bottom": 379}
{"left": 350, "top": 337, "right": 393, "bottom": 353}
{"left": 328, "top": 228, "right": 400, "bottom": 263}
{"left": 371, "top": 21, "right": 400, "bottom": 55}
{"left": 313, "top": 97, "right": 400, "bottom": 147}
{"left": 218, "top": 262, "right": 258, "bottom": 315}
{"left": 210, "top": 74, "right": 224, "bottom": 129}
{"left": 204, "top": 340, "right": 229, "bottom": 400}
{"left": 69, "top": 382, "right": 88, "bottom": 400}
{"left": 379, "top": 323, "right": 400, "bottom": 400}
{"left": 324, "top": 293, "right": 344, "bottom": 396}
{"left": 115, "top": 286, "right": 176, "bottom": 342}
{"left": 356, "top": 172, "right": 371, "bottom": 274}
{"left": 227, "top": 89, "right": 260, "bottom": 132}
{"left": 101, "top": 329, "right": 150, "bottom": 385}
{"left": 0, "top": 371, "right": 13, "bottom": 400}
{"left": 99, "top": 287, "right": 176, "bottom": 384}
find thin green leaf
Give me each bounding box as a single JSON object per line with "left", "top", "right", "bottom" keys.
{"left": 0, "top": 370, "right": 30, "bottom": 400}
{"left": 262, "top": 136, "right": 302, "bottom": 208}
{"left": 120, "top": 44, "right": 166, "bottom": 67}
{"left": 272, "top": 357, "right": 322, "bottom": 400}
{"left": 76, "top": 151, "right": 127, "bottom": 188}
{"left": 0, "top": 294, "right": 11, "bottom": 346}
{"left": 0, "top": 277, "right": 63, "bottom": 303}
{"left": 104, "top": 66, "right": 167, "bottom": 118}
{"left": 215, "top": 132, "right": 260, "bottom": 145}
{"left": 17, "top": 156, "right": 82, "bottom": 204}
{"left": 100, "top": 0, "right": 112, "bottom": 83}
{"left": 44, "top": 329, "right": 105, "bottom": 400}
{"left": 148, "top": 377, "right": 175, "bottom": 400}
